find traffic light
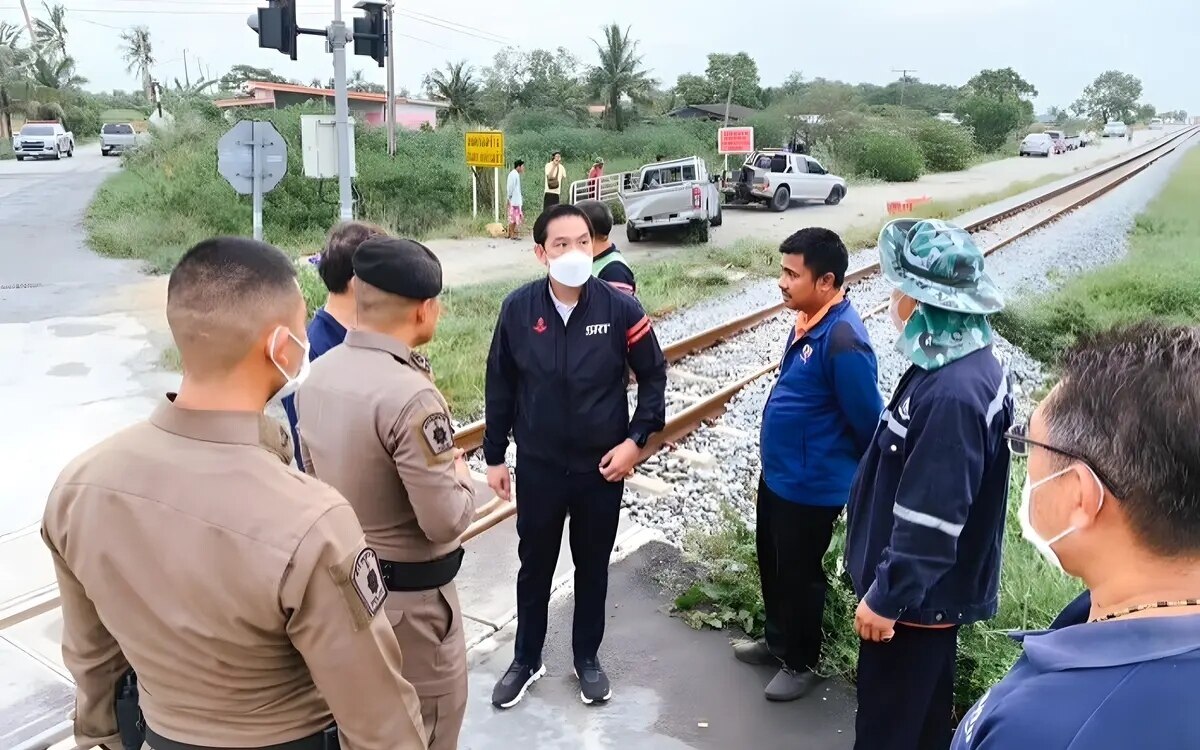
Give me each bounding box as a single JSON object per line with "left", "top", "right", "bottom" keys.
{"left": 252, "top": 0, "right": 297, "bottom": 60}
{"left": 353, "top": 1, "right": 388, "bottom": 68}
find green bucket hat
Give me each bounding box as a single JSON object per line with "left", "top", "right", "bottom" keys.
{"left": 877, "top": 218, "right": 1005, "bottom": 315}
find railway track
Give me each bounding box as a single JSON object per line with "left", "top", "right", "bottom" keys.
{"left": 3, "top": 126, "right": 1196, "bottom": 639}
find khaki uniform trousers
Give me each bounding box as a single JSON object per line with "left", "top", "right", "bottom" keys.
{"left": 384, "top": 582, "right": 467, "bottom": 750}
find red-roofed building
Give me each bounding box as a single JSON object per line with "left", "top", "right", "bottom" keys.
{"left": 212, "top": 81, "right": 449, "bottom": 129}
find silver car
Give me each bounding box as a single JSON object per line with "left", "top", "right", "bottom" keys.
{"left": 1019, "top": 133, "right": 1053, "bottom": 157}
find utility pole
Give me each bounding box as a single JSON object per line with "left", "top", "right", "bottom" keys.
{"left": 385, "top": 1, "right": 396, "bottom": 157}
{"left": 722, "top": 77, "right": 734, "bottom": 173}
{"left": 329, "top": 2, "right": 354, "bottom": 220}
{"left": 183, "top": 49, "right": 190, "bottom": 88}
{"left": 17, "top": 0, "right": 36, "bottom": 48}
{"left": 892, "top": 68, "right": 917, "bottom": 107}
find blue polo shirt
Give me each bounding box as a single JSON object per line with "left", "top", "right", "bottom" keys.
{"left": 282, "top": 307, "right": 347, "bottom": 468}
{"left": 759, "top": 298, "right": 882, "bottom": 506}
{"left": 953, "top": 594, "right": 1200, "bottom": 749}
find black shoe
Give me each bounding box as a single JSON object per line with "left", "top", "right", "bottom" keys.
{"left": 764, "top": 667, "right": 824, "bottom": 701}
{"left": 491, "top": 660, "right": 546, "bottom": 709}
{"left": 732, "top": 639, "right": 777, "bottom": 666}
{"left": 574, "top": 656, "right": 612, "bottom": 705}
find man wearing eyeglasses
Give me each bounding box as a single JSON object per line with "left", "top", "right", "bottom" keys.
{"left": 845, "top": 218, "right": 1015, "bottom": 750}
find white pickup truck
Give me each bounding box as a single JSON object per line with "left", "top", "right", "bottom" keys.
{"left": 12, "top": 120, "right": 74, "bottom": 161}
{"left": 722, "top": 150, "right": 847, "bottom": 212}
{"left": 100, "top": 123, "right": 139, "bottom": 156}
{"left": 619, "top": 156, "right": 722, "bottom": 243}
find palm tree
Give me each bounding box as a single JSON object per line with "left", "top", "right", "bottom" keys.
{"left": 422, "top": 61, "right": 481, "bottom": 123}
{"left": 172, "top": 77, "right": 216, "bottom": 95}
{"left": 30, "top": 52, "right": 85, "bottom": 88}
{"left": 0, "top": 22, "right": 32, "bottom": 137}
{"left": 587, "top": 24, "right": 654, "bottom": 131}
{"left": 33, "top": 2, "right": 67, "bottom": 60}
{"left": 120, "top": 25, "right": 154, "bottom": 100}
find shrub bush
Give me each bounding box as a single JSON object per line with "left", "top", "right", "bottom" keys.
{"left": 845, "top": 129, "right": 924, "bottom": 182}
{"left": 912, "top": 119, "right": 978, "bottom": 172}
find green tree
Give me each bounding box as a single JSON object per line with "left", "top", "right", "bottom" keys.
{"left": 587, "top": 23, "right": 654, "bottom": 131}
{"left": 120, "top": 25, "right": 154, "bottom": 100}
{"left": 1047, "top": 106, "right": 1069, "bottom": 125}
{"left": 966, "top": 67, "right": 1038, "bottom": 101}
{"left": 218, "top": 64, "right": 287, "bottom": 92}
{"left": 1135, "top": 103, "right": 1156, "bottom": 122}
{"left": 796, "top": 78, "right": 863, "bottom": 117}
{"left": 958, "top": 94, "right": 1024, "bottom": 151}
{"left": 704, "top": 52, "right": 761, "bottom": 109}
{"left": 0, "top": 21, "right": 32, "bottom": 137}
{"left": 671, "top": 73, "right": 714, "bottom": 107}
{"left": 33, "top": 2, "right": 66, "bottom": 59}
{"left": 1077, "top": 70, "right": 1143, "bottom": 123}
{"left": 30, "top": 52, "right": 85, "bottom": 89}
{"left": 479, "top": 46, "right": 588, "bottom": 124}
{"left": 422, "top": 60, "right": 481, "bottom": 123}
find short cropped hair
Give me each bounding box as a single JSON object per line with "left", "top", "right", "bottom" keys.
{"left": 575, "top": 200, "right": 613, "bottom": 239}
{"left": 533, "top": 204, "right": 592, "bottom": 247}
{"left": 1043, "top": 322, "right": 1200, "bottom": 557}
{"left": 779, "top": 227, "right": 848, "bottom": 287}
{"left": 318, "top": 220, "right": 385, "bottom": 294}
{"left": 514, "top": 159, "right": 525, "bottom": 169}
{"left": 166, "top": 237, "right": 298, "bottom": 375}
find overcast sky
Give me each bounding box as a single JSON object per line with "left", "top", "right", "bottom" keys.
{"left": 1, "top": 0, "right": 1194, "bottom": 115}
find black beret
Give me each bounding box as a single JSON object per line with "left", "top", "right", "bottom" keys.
{"left": 352, "top": 236, "right": 443, "bottom": 300}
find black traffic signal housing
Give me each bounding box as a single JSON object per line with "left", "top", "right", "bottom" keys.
{"left": 353, "top": 1, "right": 388, "bottom": 68}
{"left": 255, "top": 0, "right": 298, "bottom": 60}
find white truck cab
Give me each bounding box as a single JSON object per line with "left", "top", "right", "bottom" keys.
{"left": 12, "top": 121, "right": 74, "bottom": 161}
{"left": 722, "top": 150, "right": 847, "bottom": 212}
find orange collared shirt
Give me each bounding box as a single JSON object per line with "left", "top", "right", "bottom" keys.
{"left": 793, "top": 290, "right": 846, "bottom": 343}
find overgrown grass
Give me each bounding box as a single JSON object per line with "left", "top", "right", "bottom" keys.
{"left": 840, "top": 172, "right": 1070, "bottom": 251}
{"left": 162, "top": 237, "right": 779, "bottom": 417}
{"left": 100, "top": 108, "right": 147, "bottom": 123}
{"left": 995, "top": 144, "right": 1200, "bottom": 358}
{"left": 0, "top": 140, "right": 12, "bottom": 160}
{"left": 675, "top": 463, "right": 1081, "bottom": 715}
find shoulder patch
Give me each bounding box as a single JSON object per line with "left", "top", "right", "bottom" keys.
{"left": 421, "top": 412, "right": 454, "bottom": 457}
{"left": 409, "top": 350, "right": 432, "bottom": 374}
{"left": 350, "top": 548, "right": 387, "bottom": 618}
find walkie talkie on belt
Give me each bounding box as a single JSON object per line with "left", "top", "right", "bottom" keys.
{"left": 114, "top": 668, "right": 146, "bottom": 750}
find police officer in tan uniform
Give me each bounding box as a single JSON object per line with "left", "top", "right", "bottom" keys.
{"left": 297, "top": 236, "right": 475, "bottom": 750}
{"left": 40, "top": 236, "right": 428, "bottom": 750}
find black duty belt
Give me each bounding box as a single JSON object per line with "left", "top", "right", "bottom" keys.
{"left": 379, "top": 547, "right": 465, "bottom": 591}
{"left": 146, "top": 725, "right": 338, "bottom": 750}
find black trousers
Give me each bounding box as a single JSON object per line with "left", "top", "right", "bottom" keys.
{"left": 513, "top": 459, "right": 622, "bottom": 665}
{"left": 756, "top": 477, "right": 842, "bottom": 671}
{"left": 543, "top": 192, "right": 560, "bottom": 211}
{"left": 855, "top": 624, "right": 960, "bottom": 750}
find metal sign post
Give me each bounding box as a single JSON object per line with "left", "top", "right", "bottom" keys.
{"left": 493, "top": 167, "right": 499, "bottom": 223}
{"left": 217, "top": 119, "right": 288, "bottom": 240}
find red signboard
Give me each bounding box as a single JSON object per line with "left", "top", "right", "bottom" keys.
{"left": 718, "top": 126, "right": 754, "bottom": 155}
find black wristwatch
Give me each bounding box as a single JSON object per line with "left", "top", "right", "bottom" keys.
{"left": 630, "top": 431, "right": 649, "bottom": 449}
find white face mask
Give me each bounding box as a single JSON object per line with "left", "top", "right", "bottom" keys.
{"left": 547, "top": 250, "right": 593, "bottom": 288}
{"left": 1019, "top": 465, "right": 1104, "bottom": 572}
{"left": 269, "top": 326, "right": 311, "bottom": 402}
{"left": 888, "top": 294, "right": 910, "bottom": 333}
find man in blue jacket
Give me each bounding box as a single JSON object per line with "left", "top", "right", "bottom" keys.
{"left": 953, "top": 322, "right": 1200, "bottom": 749}
{"left": 846, "top": 218, "right": 1014, "bottom": 750}
{"left": 733, "top": 228, "right": 882, "bottom": 701}
{"left": 484, "top": 204, "right": 667, "bottom": 709}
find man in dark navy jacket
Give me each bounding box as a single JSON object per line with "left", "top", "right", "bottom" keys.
{"left": 282, "top": 220, "right": 383, "bottom": 468}
{"left": 846, "top": 219, "right": 1014, "bottom": 750}
{"left": 952, "top": 323, "right": 1200, "bottom": 749}
{"left": 734, "top": 228, "right": 882, "bottom": 702}
{"left": 484, "top": 204, "right": 667, "bottom": 709}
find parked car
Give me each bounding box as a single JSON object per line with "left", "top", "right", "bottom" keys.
{"left": 100, "top": 123, "right": 138, "bottom": 155}
{"left": 1019, "top": 133, "right": 1054, "bottom": 157}
{"left": 11, "top": 120, "right": 74, "bottom": 161}
{"left": 618, "top": 156, "right": 722, "bottom": 243}
{"left": 720, "top": 150, "right": 848, "bottom": 212}
{"left": 1149, "top": 117, "right": 1163, "bottom": 131}
{"left": 1103, "top": 121, "right": 1129, "bottom": 138}
{"left": 1045, "top": 130, "right": 1080, "bottom": 152}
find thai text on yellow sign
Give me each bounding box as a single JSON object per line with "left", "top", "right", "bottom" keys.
{"left": 465, "top": 131, "right": 505, "bottom": 168}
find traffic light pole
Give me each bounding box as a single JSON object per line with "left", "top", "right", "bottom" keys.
{"left": 328, "top": 5, "right": 354, "bottom": 220}
{"left": 385, "top": 2, "right": 396, "bottom": 158}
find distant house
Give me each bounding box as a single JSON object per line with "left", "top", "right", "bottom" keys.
{"left": 667, "top": 103, "right": 759, "bottom": 123}
{"left": 212, "top": 81, "right": 449, "bottom": 129}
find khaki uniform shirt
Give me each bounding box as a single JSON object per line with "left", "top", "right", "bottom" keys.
{"left": 41, "top": 397, "right": 427, "bottom": 750}
{"left": 296, "top": 331, "right": 475, "bottom": 563}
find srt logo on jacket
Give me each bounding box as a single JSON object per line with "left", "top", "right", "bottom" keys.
{"left": 586, "top": 324, "right": 611, "bottom": 336}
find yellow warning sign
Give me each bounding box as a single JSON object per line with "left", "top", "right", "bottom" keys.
{"left": 465, "top": 131, "right": 505, "bottom": 168}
